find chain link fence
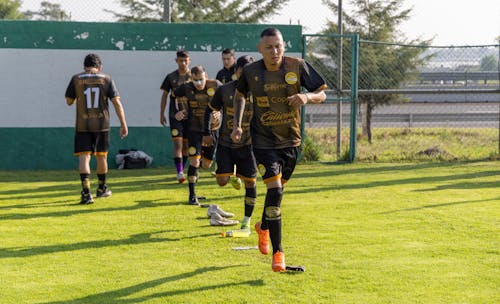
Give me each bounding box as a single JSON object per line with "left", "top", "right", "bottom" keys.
{"left": 304, "top": 36, "right": 500, "bottom": 161}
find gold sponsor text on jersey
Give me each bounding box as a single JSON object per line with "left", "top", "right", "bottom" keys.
{"left": 260, "top": 111, "right": 296, "bottom": 126}
{"left": 264, "top": 83, "right": 287, "bottom": 92}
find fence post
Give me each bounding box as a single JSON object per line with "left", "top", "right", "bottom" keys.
{"left": 349, "top": 34, "right": 359, "bottom": 162}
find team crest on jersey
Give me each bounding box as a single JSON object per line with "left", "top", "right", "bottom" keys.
{"left": 189, "top": 146, "right": 197, "bottom": 155}
{"left": 207, "top": 87, "right": 215, "bottom": 97}
{"left": 254, "top": 76, "right": 259, "bottom": 82}
{"left": 171, "top": 129, "right": 179, "bottom": 136}
{"left": 285, "top": 72, "right": 298, "bottom": 85}
{"left": 231, "top": 74, "right": 238, "bottom": 81}
{"left": 258, "top": 163, "right": 266, "bottom": 176}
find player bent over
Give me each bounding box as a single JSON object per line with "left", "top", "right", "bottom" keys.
{"left": 173, "top": 65, "right": 222, "bottom": 205}
{"left": 203, "top": 55, "right": 257, "bottom": 231}
{"left": 65, "top": 53, "right": 128, "bottom": 204}
{"left": 231, "top": 28, "right": 327, "bottom": 271}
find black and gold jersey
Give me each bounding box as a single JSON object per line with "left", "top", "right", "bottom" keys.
{"left": 65, "top": 71, "right": 119, "bottom": 132}
{"left": 216, "top": 65, "right": 237, "bottom": 84}
{"left": 160, "top": 70, "right": 191, "bottom": 117}
{"left": 237, "top": 56, "right": 327, "bottom": 149}
{"left": 209, "top": 80, "right": 253, "bottom": 148}
{"left": 174, "top": 80, "right": 222, "bottom": 133}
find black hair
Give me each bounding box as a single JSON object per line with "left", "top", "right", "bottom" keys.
{"left": 84, "top": 53, "right": 102, "bottom": 68}
{"left": 236, "top": 55, "right": 255, "bottom": 69}
{"left": 222, "top": 48, "right": 235, "bottom": 56}
{"left": 176, "top": 49, "right": 190, "bottom": 58}
{"left": 191, "top": 65, "right": 205, "bottom": 75}
{"left": 260, "top": 27, "right": 282, "bottom": 38}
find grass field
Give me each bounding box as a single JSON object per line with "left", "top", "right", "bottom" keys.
{"left": 1, "top": 162, "right": 499, "bottom": 303}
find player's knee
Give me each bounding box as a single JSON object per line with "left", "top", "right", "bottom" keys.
{"left": 244, "top": 180, "right": 256, "bottom": 189}
{"left": 217, "top": 176, "right": 229, "bottom": 186}
{"left": 201, "top": 160, "right": 212, "bottom": 170}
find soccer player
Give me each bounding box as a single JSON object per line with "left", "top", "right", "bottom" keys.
{"left": 160, "top": 50, "right": 191, "bottom": 183}
{"left": 215, "top": 48, "right": 237, "bottom": 84}
{"left": 173, "top": 66, "right": 222, "bottom": 205}
{"left": 65, "top": 53, "right": 128, "bottom": 205}
{"left": 203, "top": 55, "right": 257, "bottom": 231}
{"left": 231, "top": 28, "right": 327, "bottom": 272}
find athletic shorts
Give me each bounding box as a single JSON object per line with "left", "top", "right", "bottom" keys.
{"left": 215, "top": 144, "right": 257, "bottom": 181}
{"left": 74, "top": 131, "right": 110, "bottom": 156}
{"left": 169, "top": 118, "right": 188, "bottom": 139}
{"left": 253, "top": 146, "right": 300, "bottom": 184}
{"left": 187, "top": 131, "right": 217, "bottom": 162}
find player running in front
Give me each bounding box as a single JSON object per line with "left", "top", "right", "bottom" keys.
{"left": 203, "top": 55, "right": 257, "bottom": 231}
{"left": 231, "top": 28, "right": 328, "bottom": 272}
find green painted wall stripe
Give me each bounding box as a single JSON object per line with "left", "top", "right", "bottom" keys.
{"left": 0, "top": 127, "right": 173, "bottom": 170}
{"left": 0, "top": 21, "right": 302, "bottom": 52}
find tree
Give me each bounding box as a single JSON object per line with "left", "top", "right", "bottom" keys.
{"left": 0, "top": 0, "right": 24, "bottom": 19}
{"left": 108, "top": 0, "right": 290, "bottom": 23}
{"left": 480, "top": 54, "right": 498, "bottom": 71}
{"left": 320, "top": 0, "right": 430, "bottom": 143}
{"left": 24, "top": 1, "right": 71, "bottom": 21}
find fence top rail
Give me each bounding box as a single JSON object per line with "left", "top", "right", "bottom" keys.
{"left": 358, "top": 88, "right": 500, "bottom": 95}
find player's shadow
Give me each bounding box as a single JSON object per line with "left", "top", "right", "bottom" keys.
{"left": 377, "top": 196, "right": 500, "bottom": 214}
{"left": 0, "top": 199, "right": 184, "bottom": 221}
{"left": 40, "top": 265, "right": 263, "bottom": 304}
{"left": 0, "top": 230, "right": 219, "bottom": 259}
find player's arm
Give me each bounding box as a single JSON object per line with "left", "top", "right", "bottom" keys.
{"left": 111, "top": 96, "right": 128, "bottom": 138}
{"left": 230, "top": 90, "right": 246, "bottom": 143}
{"left": 160, "top": 90, "right": 169, "bottom": 126}
{"left": 65, "top": 97, "right": 75, "bottom": 105}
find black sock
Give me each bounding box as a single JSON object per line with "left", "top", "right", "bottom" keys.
{"left": 188, "top": 165, "right": 199, "bottom": 198}
{"left": 264, "top": 187, "right": 283, "bottom": 254}
{"left": 80, "top": 173, "right": 90, "bottom": 194}
{"left": 97, "top": 173, "right": 107, "bottom": 190}
{"left": 183, "top": 156, "right": 189, "bottom": 167}
{"left": 244, "top": 187, "right": 257, "bottom": 218}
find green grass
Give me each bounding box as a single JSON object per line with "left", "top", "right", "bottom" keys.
{"left": 1, "top": 162, "right": 499, "bottom": 303}
{"left": 307, "top": 128, "right": 499, "bottom": 162}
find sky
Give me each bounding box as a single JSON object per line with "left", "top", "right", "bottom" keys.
{"left": 20, "top": 0, "right": 500, "bottom": 46}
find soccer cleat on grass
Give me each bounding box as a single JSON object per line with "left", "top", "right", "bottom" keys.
{"left": 210, "top": 213, "right": 239, "bottom": 226}
{"left": 230, "top": 176, "right": 242, "bottom": 190}
{"left": 254, "top": 221, "right": 270, "bottom": 255}
{"left": 272, "top": 251, "right": 286, "bottom": 272}
{"left": 176, "top": 172, "right": 186, "bottom": 183}
{"left": 96, "top": 187, "right": 112, "bottom": 198}
{"left": 79, "top": 192, "right": 94, "bottom": 205}
{"left": 188, "top": 196, "right": 200, "bottom": 206}
{"left": 207, "top": 204, "right": 234, "bottom": 218}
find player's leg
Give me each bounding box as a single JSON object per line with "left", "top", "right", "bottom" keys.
{"left": 170, "top": 120, "right": 186, "bottom": 183}
{"left": 187, "top": 132, "right": 202, "bottom": 205}
{"left": 214, "top": 144, "right": 233, "bottom": 186}
{"left": 95, "top": 131, "right": 111, "bottom": 198}
{"left": 235, "top": 145, "right": 258, "bottom": 230}
{"left": 74, "top": 132, "right": 94, "bottom": 204}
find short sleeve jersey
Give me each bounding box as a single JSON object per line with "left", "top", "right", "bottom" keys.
{"left": 65, "top": 71, "right": 119, "bottom": 132}
{"left": 209, "top": 81, "right": 253, "bottom": 148}
{"left": 237, "top": 56, "right": 327, "bottom": 149}
{"left": 160, "top": 70, "right": 191, "bottom": 116}
{"left": 174, "top": 80, "right": 222, "bottom": 133}
{"left": 216, "top": 65, "right": 237, "bottom": 84}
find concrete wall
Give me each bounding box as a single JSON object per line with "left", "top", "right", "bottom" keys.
{"left": 0, "top": 21, "right": 302, "bottom": 169}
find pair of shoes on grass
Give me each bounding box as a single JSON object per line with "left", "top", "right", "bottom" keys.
{"left": 208, "top": 204, "right": 238, "bottom": 226}
{"left": 79, "top": 187, "right": 112, "bottom": 205}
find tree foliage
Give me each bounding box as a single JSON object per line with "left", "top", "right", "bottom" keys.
{"left": 318, "top": 0, "right": 431, "bottom": 143}
{"left": 108, "top": 0, "right": 290, "bottom": 23}
{"left": 24, "top": 1, "right": 71, "bottom": 21}
{"left": 0, "top": 0, "right": 23, "bottom": 19}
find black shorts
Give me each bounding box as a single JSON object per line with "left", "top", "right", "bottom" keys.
{"left": 187, "top": 131, "right": 217, "bottom": 162}
{"left": 253, "top": 146, "right": 300, "bottom": 184}
{"left": 74, "top": 131, "right": 110, "bottom": 156}
{"left": 169, "top": 118, "right": 188, "bottom": 139}
{"left": 215, "top": 144, "right": 257, "bottom": 181}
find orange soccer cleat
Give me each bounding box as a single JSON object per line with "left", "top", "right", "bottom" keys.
{"left": 254, "top": 221, "right": 270, "bottom": 255}
{"left": 272, "top": 251, "right": 286, "bottom": 272}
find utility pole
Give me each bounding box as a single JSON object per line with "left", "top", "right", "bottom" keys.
{"left": 163, "top": 0, "right": 171, "bottom": 22}
{"left": 336, "top": 0, "right": 343, "bottom": 158}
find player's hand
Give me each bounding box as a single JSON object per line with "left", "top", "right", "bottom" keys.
{"left": 160, "top": 115, "right": 167, "bottom": 126}
{"left": 202, "top": 135, "right": 214, "bottom": 147}
{"left": 120, "top": 125, "right": 128, "bottom": 139}
{"left": 287, "top": 93, "right": 308, "bottom": 108}
{"left": 174, "top": 110, "right": 186, "bottom": 121}
{"left": 231, "top": 127, "right": 243, "bottom": 143}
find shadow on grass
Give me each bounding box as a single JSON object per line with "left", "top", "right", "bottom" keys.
{"left": 0, "top": 199, "right": 185, "bottom": 221}
{"left": 0, "top": 230, "right": 220, "bottom": 259}
{"left": 377, "top": 196, "right": 500, "bottom": 214}
{"left": 41, "top": 266, "right": 263, "bottom": 304}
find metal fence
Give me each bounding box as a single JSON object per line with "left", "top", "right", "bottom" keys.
{"left": 304, "top": 36, "right": 500, "bottom": 161}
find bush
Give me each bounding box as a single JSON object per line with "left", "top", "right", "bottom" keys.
{"left": 300, "top": 135, "right": 322, "bottom": 162}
